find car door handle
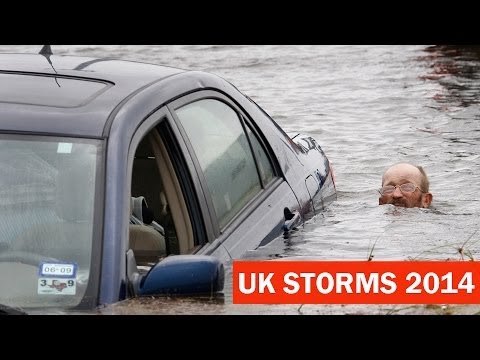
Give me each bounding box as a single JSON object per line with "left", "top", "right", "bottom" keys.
{"left": 283, "top": 207, "right": 301, "bottom": 232}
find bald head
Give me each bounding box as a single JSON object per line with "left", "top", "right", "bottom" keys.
{"left": 382, "top": 163, "right": 429, "bottom": 192}
{"left": 379, "top": 163, "right": 432, "bottom": 208}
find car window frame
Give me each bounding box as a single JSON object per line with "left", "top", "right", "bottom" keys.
{"left": 167, "top": 90, "right": 283, "bottom": 238}
{"left": 127, "top": 108, "right": 210, "bottom": 259}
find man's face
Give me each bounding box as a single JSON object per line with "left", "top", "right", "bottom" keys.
{"left": 378, "top": 164, "right": 431, "bottom": 208}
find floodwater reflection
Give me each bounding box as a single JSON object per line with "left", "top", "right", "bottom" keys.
{"left": 419, "top": 45, "right": 480, "bottom": 110}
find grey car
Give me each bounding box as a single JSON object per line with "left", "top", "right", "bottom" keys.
{"left": 0, "top": 48, "right": 336, "bottom": 314}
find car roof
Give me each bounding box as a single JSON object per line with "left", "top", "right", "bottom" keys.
{"left": 0, "top": 53, "right": 223, "bottom": 138}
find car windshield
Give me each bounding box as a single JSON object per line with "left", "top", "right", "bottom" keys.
{"left": 0, "top": 135, "right": 102, "bottom": 310}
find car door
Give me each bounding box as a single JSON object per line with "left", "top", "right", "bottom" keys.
{"left": 167, "top": 90, "right": 300, "bottom": 260}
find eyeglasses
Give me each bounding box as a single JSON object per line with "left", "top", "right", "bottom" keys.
{"left": 378, "top": 183, "right": 425, "bottom": 196}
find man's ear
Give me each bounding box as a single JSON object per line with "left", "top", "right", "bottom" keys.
{"left": 422, "top": 192, "right": 433, "bottom": 208}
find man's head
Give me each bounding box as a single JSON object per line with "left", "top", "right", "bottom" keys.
{"left": 378, "top": 163, "right": 433, "bottom": 208}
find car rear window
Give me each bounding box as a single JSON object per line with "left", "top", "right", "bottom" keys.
{"left": 0, "top": 72, "right": 111, "bottom": 108}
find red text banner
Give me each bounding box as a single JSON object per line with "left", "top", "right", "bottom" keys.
{"left": 232, "top": 261, "right": 480, "bottom": 304}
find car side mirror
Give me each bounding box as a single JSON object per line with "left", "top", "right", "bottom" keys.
{"left": 130, "top": 253, "right": 224, "bottom": 296}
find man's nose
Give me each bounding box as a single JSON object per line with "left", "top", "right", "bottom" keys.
{"left": 392, "top": 186, "right": 403, "bottom": 198}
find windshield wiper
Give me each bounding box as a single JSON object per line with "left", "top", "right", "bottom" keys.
{"left": 0, "top": 303, "right": 28, "bottom": 315}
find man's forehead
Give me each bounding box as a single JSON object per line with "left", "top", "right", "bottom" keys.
{"left": 383, "top": 164, "right": 422, "bottom": 183}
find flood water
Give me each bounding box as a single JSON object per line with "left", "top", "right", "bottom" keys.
{"left": 2, "top": 45, "right": 480, "bottom": 314}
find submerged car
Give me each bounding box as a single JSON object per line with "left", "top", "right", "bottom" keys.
{"left": 0, "top": 48, "right": 336, "bottom": 314}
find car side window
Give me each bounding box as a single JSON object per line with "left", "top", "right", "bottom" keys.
{"left": 130, "top": 134, "right": 174, "bottom": 263}
{"left": 245, "top": 124, "right": 274, "bottom": 185}
{"left": 130, "top": 128, "right": 196, "bottom": 262}
{"left": 175, "top": 99, "right": 274, "bottom": 229}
